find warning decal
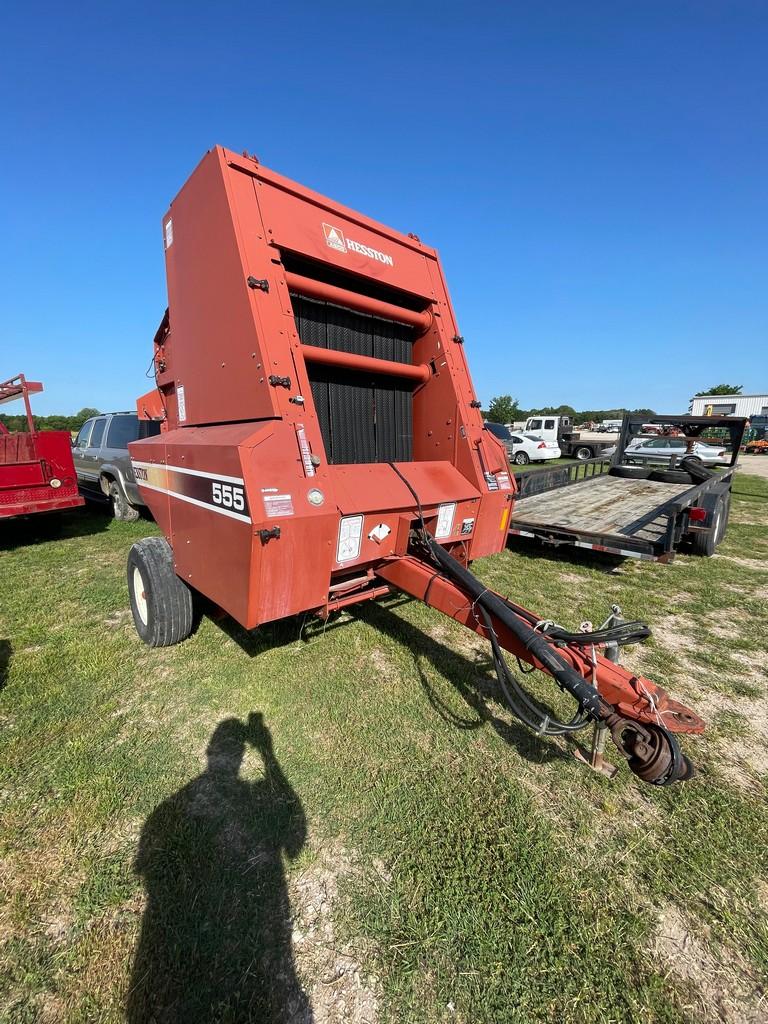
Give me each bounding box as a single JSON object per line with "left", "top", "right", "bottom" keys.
{"left": 263, "top": 493, "right": 294, "bottom": 518}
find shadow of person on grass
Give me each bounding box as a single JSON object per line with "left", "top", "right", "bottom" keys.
{"left": 0, "top": 639, "right": 11, "bottom": 689}
{"left": 127, "top": 714, "right": 312, "bottom": 1024}
{"left": 357, "top": 599, "right": 567, "bottom": 768}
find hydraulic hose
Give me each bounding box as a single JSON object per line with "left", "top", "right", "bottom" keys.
{"left": 388, "top": 461, "right": 603, "bottom": 728}
{"left": 425, "top": 537, "right": 603, "bottom": 721}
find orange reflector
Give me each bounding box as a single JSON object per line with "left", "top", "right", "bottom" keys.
{"left": 500, "top": 507, "right": 510, "bottom": 532}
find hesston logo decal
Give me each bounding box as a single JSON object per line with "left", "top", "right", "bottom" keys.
{"left": 322, "top": 222, "right": 394, "bottom": 267}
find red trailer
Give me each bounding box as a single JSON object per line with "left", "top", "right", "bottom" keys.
{"left": 129, "top": 147, "right": 705, "bottom": 785}
{"left": 0, "top": 374, "right": 84, "bottom": 526}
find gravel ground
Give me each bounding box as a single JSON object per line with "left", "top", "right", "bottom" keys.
{"left": 737, "top": 454, "right": 768, "bottom": 480}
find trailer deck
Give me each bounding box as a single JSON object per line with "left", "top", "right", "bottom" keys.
{"left": 511, "top": 474, "right": 695, "bottom": 548}
{"left": 507, "top": 414, "right": 746, "bottom": 561}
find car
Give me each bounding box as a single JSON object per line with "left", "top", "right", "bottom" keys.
{"left": 484, "top": 422, "right": 560, "bottom": 464}
{"left": 72, "top": 412, "right": 161, "bottom": 520}
{"left": 603, "top": 436, "right": 728, "bottom": 467}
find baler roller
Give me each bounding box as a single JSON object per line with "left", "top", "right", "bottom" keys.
{"left": 286, "top": 271, "right": 433, "bottom": 334}
{"left": 300, "top": 344, "right": 431, "bottom": 383}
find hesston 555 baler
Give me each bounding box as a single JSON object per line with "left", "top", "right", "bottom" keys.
{"left": 129, "top": 146, "right": 703, "bottom": 786}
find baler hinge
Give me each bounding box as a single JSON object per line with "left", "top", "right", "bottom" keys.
{"left": 258, "top": 526, "right": 281, "bottom": 543}
{"left": 268, "top": 375, "right": 291, "bottom": 388}
{"left": 247, "top": 276, "right": 270, "bottom": 292}
{"left": 470, "top": 400, "right": 482, "bottom": 408}
{"left": 453, "top": 334, "right": 465, "bottom": 344}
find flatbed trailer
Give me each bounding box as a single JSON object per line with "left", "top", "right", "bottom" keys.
{"left": 508, "top": 414, "right": 746, "bottom": 561}
{"left": 0, "top": 374, "right": 84, "bottom": 524}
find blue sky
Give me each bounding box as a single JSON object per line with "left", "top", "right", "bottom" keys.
{"left": 2, "top": 1, "right": 766, "bottom": 415}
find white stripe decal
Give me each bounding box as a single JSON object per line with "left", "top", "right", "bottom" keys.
{"left": 138, "top": 481, "right": 253, "bottom": 524}
{"left": 132, "top": 461, "right": 246, "bottom": 486}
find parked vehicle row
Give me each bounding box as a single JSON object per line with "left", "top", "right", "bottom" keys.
{"left": 602, "top": 435, "right": 729, "bottom": 467}
{"left": 484, "top": 421, "right": 561, "bottom": 464}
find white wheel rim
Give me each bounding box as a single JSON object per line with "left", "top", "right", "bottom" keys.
{"left": 133, "top": 566, "right": 148, "bottom": 625}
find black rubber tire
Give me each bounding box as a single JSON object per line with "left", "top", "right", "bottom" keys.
{"left": 513, "top": 451, "right": 529, "bottom": 465}
{"left": 690, "top": 496, "right": 726, "bottom": 557}
{"left": 109, "top": 480, "right": 140, "bottom": 522}
{"left": 717, "top": 493, "right": 731, "bottom": 543}
{"left": 648, "top": 469, "right": 696, "bottom": 484}
{"left": 679, "top": 456, "right": 713, "bottom": 483}
{"left": 575, "top": 446, "right": 593, "bottom": 461}
{"left": 609, "top": 465, "right": 652, "bottom": 480}
{"left": 127, "top": 537, "right": 194, "bottom": 647}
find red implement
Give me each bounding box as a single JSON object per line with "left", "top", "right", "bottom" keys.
{"left": 129, "top": 147, "right": 702, "bottom": 784}
{"left": 0, "top": 374, "right": 84, "bottom": 521}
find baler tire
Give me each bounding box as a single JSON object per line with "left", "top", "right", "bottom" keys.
{"left": 609, "top": 465, "right": 651, "bottom": 480}
{"left": 109, "top": 480, "right": 140, "bottom": 523}
{"left": 127, "top": 537, "right": 194, "bottom": 647}
{"left": 648, "top": 469, "right": 695, "bottom": 484}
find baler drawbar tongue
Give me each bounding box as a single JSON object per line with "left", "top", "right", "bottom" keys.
{"left": 381, "top": 532, "right": 697, "bottom": 785}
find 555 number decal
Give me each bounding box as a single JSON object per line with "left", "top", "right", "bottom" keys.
{"left": 212, "top": 481, "right": 246, "bottom": 512}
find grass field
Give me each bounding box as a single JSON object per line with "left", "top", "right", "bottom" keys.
{"left": 1, "top": 473, "right": 766, "bottom": 1023}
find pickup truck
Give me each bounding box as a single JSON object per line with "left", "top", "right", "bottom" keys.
{"left": 72, "top": 412, "right": 160, "bottom": 520}
{"left": 524, "top": 415, "right": 616, "bottom": 460}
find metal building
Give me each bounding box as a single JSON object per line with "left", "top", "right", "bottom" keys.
{"left": 689, "top": 393, "right": 768, "bottom": 418}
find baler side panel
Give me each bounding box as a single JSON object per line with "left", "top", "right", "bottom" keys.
{"left": 157, "top": 151, "right": 281, "bottom": 428}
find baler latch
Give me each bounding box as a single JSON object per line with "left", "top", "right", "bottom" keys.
{"left": 268, "top": 375, "right": 291, "bottom": 389}
{"left": 247, "top": 276, "right": 270, "bottom": 292}
{"left": 258, "top": 526, "right": 281, "bottom": 543}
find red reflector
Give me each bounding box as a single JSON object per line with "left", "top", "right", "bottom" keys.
{"left": 538, "top": 442, "right": 547, "bottom": 449}
{"left": 689, "top": 507, "right": 707, "bottom": 522}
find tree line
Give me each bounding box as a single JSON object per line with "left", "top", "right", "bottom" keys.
{"left": 482, "top": 396, "right": 656, "bottom": 424}
{"left": 0, "top": 408, "right": 101, "bottom": 434}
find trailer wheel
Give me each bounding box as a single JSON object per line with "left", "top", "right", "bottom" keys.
{"left": 513, "top": 451, "right": 529, "bottom": 465}
{"left": 109, "top": 480, "right": 140, "bottom": 522}
{"left": 127, "top": 538, "right": 194, "bottom": 647}
{"left": 575, "top": 446, "right": 593, "bottom": 461}
{"left": 717, "top": 493, "right": 731, "bottom": 543}
{"left": 690, "top": 496, "right": 726, "bottom": 557}
{"left": 609, "top": 465, "right": 651, "bottom": 479}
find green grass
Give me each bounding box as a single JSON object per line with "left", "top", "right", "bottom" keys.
{"left": 1, "top": 475, "right": 766, "bottom": 1022}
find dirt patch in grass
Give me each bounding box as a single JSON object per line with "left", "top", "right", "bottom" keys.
{"left": 717, "top": 554, "right": 768, "bottom": 573}
{"left": 290, "top": 844, "right": 380, "bottom": 1024}
{"left": 652, "top": 905, "right": 767, "bottom": 1024}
